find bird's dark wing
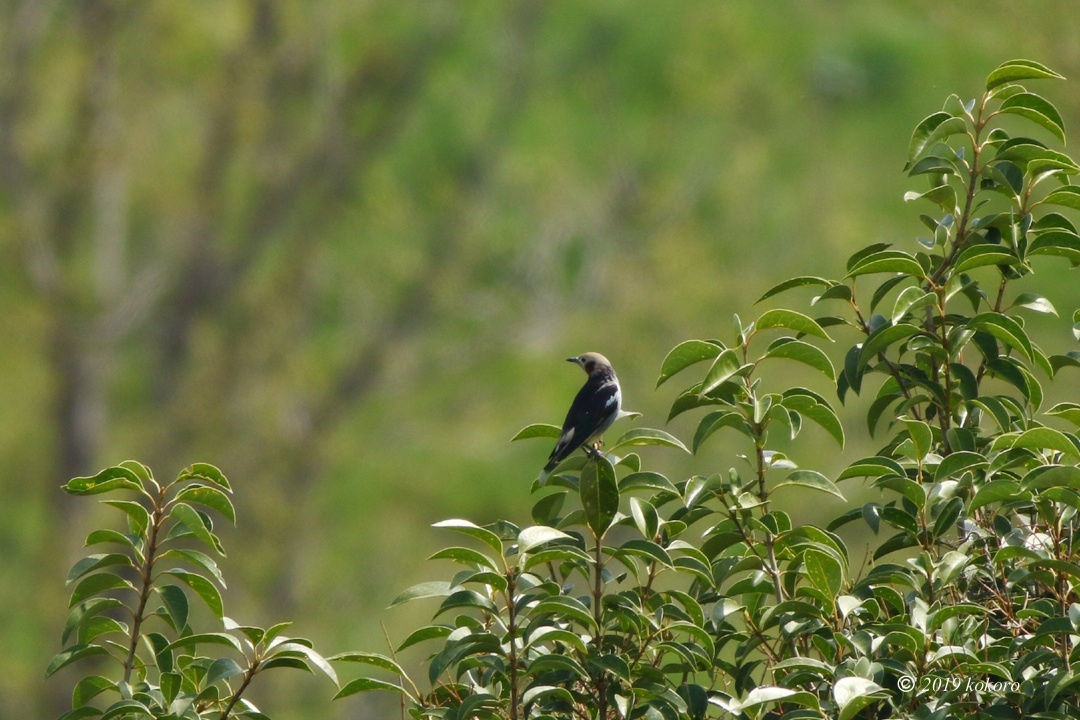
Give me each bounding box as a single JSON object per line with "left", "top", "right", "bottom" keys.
{"left": 544, "top": 377, "right": 619, "bottom": 471}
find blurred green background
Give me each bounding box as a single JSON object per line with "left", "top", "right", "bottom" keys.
{"left": 3, "top": 2, "right": 1079, "bottom": 717}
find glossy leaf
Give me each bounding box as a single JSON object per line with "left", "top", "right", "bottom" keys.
{"left": 656, "top": 340, "right": 723, "bottom": 387}
{"left": 177, "top": 462, "right": 231, "bottom": 491}
{"left": 762, "top": 338, "right": 835, "bottom": 380}
{"left": 985, "top": 59, "right": 1064, "bottom": 90}
{"left": 756, "top": 276, "right": 836, "bottom": 303}
{"left": 755, "top": 308, "right": 832, "bottom": 341}
{"left": 164, "top": 569, "right": 224, "bottom": 618}
{"left": 906, "top": 112, "right": 967, "bottom": 164}
{"left": 609, "top": 427, "right": 689, "bottom": 453}
{"left": 774, "top": 470, "right": 845, "bottom": 501}
{"left": 999, "top": 91, "right": 1066, "bottom": 142}
{"left": 511, "top": 423, "right": 561, "bottom": 441}
{"left": 969, "top": 312, "right": 1034, "bottom": 362}
{"left": 517, "top": 525, "right": 572, "bottom": 553}
{"left": 431, "top": 519, "right": 503, "bottom": 556}
{"left": 580, "top": 456, "right": 619, "bottom": 537}
{"left": 63, "top": 466, "right": 142, "bottom": 496}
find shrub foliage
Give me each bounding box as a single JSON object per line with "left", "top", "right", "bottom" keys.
{"left": 52, "top": 60, "right": 1080, "bottom": 719}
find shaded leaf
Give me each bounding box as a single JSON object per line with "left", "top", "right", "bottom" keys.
{"left": 580, "top": 456, "right": 619, "bottom": 537}
{"left": 63, "top": 466, "right": 142, "bottom": 496}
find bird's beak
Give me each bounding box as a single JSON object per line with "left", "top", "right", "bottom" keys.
{"left": 566, "top": 357, "right": 579, "bottom": 364}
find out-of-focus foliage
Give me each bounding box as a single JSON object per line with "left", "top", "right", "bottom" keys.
{"left": 3, "top": 1, "right": 1079, "bottom": 717}
{"left": 52, "top": 462, "right": 343, "bottom": 720}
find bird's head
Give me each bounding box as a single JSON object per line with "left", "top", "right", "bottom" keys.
{"left": 568, "top": 352, "right": 613, "bottom": 376}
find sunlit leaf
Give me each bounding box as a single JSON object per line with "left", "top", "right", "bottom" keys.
{"left": 656, "top": 340, "right": 724, "bottom": 387}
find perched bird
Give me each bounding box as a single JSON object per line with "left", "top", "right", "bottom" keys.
{"left": 543, "top": 352, "right": 622, "bottom": 475}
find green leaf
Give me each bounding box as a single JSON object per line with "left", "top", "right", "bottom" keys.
{"left": 1047, "top": 402, "right": 1080, "bottom": 427}
{"left": 934, "top": 451, "right": 988, "bottom": 481}
{"left": 834, "top": 676, "right": 887, "bottom": 720}
{"left": 101, "top": 500, "right": 149, "bottom": 536}
{"left": 953, "top": 244, "right": 1020, "bottom": 273}
{"left": 781, "top": 389, "right": 844, "bottom": 447}
{"left": 72, "top": 675, "right": 115, "bottom": 708}
{"left": 431, "top": 519, "right": 504, "bottom": 557}
{"left": 837, "top": 456, "right": 906, "bottom": 480}
{"left": 159, "top": 548, "right": 226, "bottom": 587}
{"left": 656, "top": 340, "right": 723, "bottom": 387}
{"left": 762, "top": 338, "right": 835, "bottom": 380}
{"left": 580, "top": 456, "right": 619, "bottom": 537}
{"left": 969, "top": 312, "right": 1034, "bottom": 362}
{"left": 45, "top": 644, "right": 110, "bottom": 678}
{"left": 700, "top": 348, "right": 742, "bottom": 394}
{"left": 891, "top": 287, "right": 936, "bottom": 325}
{"left": 999, "top": 92, "right": 1066, "bottom": 142}
{"left": 389, "top": 581, "right": 452, "bottom": 608}
{"left": 63, "top": 598, "right": 124, "bottom": 645}
{"left": 68, "top": 572, "right": 135, "bottom": 607}
{"left": 168, "top": 503, "right": 224, "bottom": 555}
{"left": 901, "top": 418, "right": 934, "bottom": 462}
{"left": 156, "top": 585, "right": 189, "bottom": 633}
{"left": 428, "top": 546, "right": 499, "bottom": 570}
{"left": 903, "top": 186, "right": 958, "bottom": 214}
{"left": 619, "top": 471, "right": 679, "bottom": 494}
{"left": 396, "top": 625, "right": 452, "bottom": 651}
{"left": 175, "top": 485, "right": 236, "bottom": 524}
{"left": 609, "top": 427, "right": 689, "bottom": 453}
{"left": 334, "top": 677, "right": 410, "bottom": 700}
{"left": 1030, "top": 231, "right": 1080, "bottom": 265}
{"left": 63, "top": 466, "right": 142, "bottom": 496}
{"left": 739, "top": 686, "right": 819, "bottom": 714}
{"left": 1011, "top": 427, "right": 1080, "bottom": 457}
{"left": 693, "top": 411, "right": 750, "bottom": 453}
{"left": 178, "top": 462, "right": 231, "bottom": 491}
{"left": 66, "top": 554, "right": 133, "bottom": 585}
{"left": 805, "top": 549, "right": 844, "bottom": 597}
{"left": 1011, "top": 292, "right": 1057, "bottom": 315}
{"left": 986, "top": 59, "right": 1065, "bottom": 90}
{"left": 906, "top": 112, "right": 967, "bottom": 164}
{"left": 84, "top": 529, "right": 136, "bottom": 550}
{"left": 774, "top": 470, "right": 845, "bottom": 501}
{"left": 858, "top": 324, "right": 926, "bottom": 370}
{"left": 205, "top": 657, "right": 245, "bottom": 686}
{"left": 511, "top": 423, "right": 561, "bottom": 441}
{"left": 1042, "top": 186, "right": 1080, "bottom": 211}
{"left": 517, "top": 525, "right": 572, "bottom": 553}
{"left": 164, "top": 569, "right": 224, "bottom": 618}
{"left": 629, "top": 496, "right": 659, "bottom": 539}
{"left": 755, "top": 308, "right": 832, "bottom": 341}
{"left": 616, "top": 539, "right": 673, "bottom": 568}
{"left": 270, "top": 642, "right": 339, "bottom": 685}
{"left": 99, "top": 700, "right": 151, "bottom": 720}
{"left": 163, "top": 632, "right": 243, "bottom": 653}
{"left": 756, "top": 276, "right": 837, "bottom": 303}
{"left": 327, "top": 651, "right": 406, "bottom": 677}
